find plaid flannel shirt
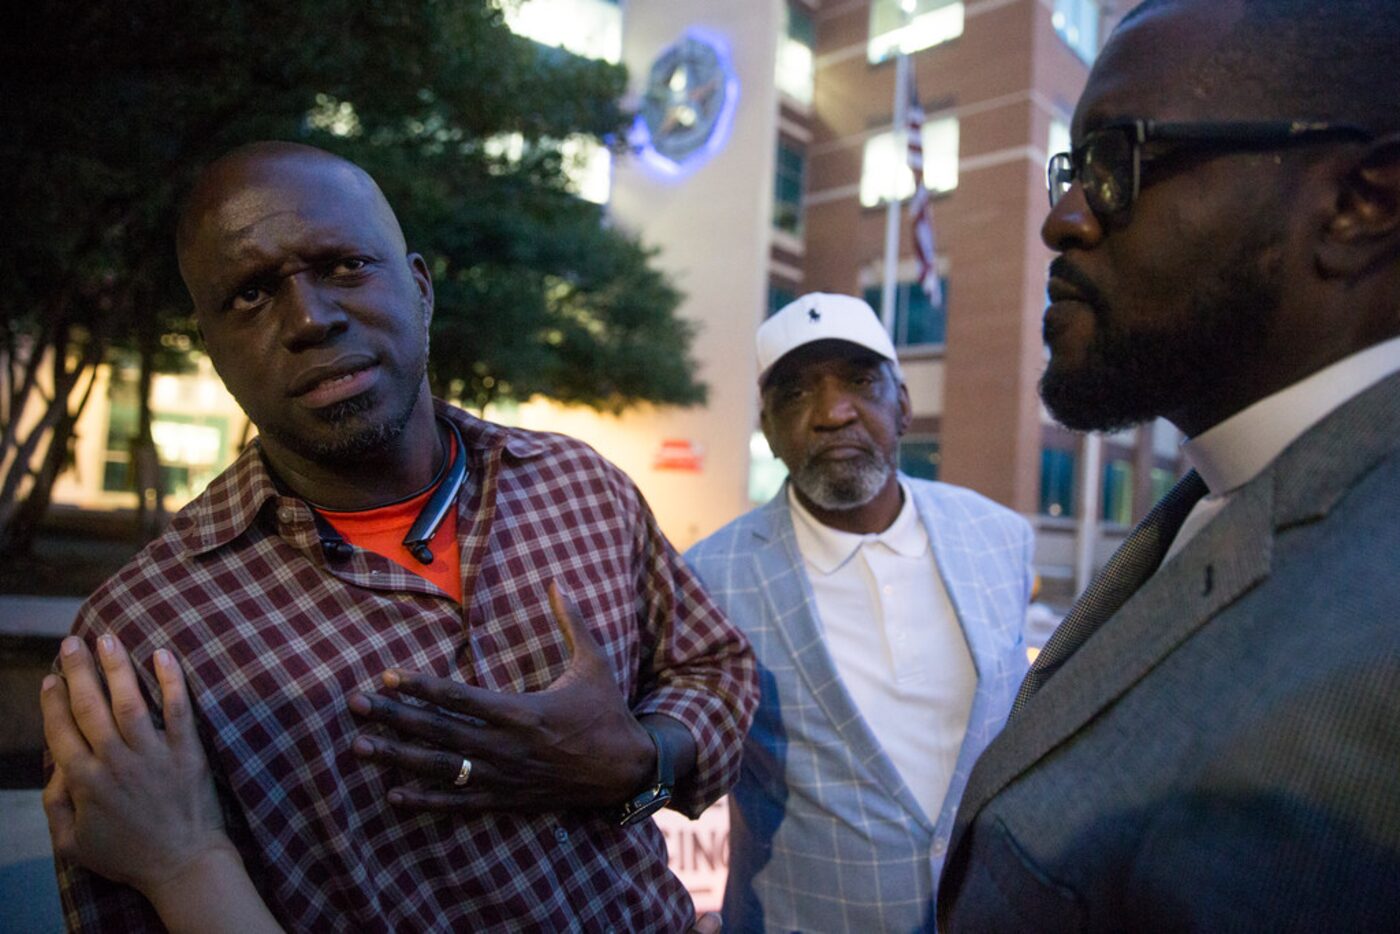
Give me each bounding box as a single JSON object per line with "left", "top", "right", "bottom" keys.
{"left": 55, "top": 402, "right": 756, "bottom": 932}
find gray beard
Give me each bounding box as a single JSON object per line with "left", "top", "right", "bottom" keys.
{"left": 790, "top": 451, "right": 895, "bottom": 511}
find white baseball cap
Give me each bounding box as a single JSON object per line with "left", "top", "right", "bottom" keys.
{"left": 757, "top": 292, "right": 898, "bottom": 385}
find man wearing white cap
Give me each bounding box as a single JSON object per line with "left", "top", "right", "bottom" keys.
{"left": 685, "top": 293, "right": 1033, "bottom": 932}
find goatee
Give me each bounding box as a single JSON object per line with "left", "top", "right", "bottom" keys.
{"left": 792, "top": 450, "right": 895, "bottom": 511}
{"left": 1040, "top": 229, "right": 1281, "bottom": 433}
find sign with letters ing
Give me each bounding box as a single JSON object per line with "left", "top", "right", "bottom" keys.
{"left": 654, "top": 796, "right": 729, "bottom": 912}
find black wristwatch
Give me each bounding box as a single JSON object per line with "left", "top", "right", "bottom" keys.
{"left": 618, "top": 722, "right": 674, "bottom": 826}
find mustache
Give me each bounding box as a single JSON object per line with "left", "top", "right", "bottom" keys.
{"left": 1048, "top": 257, "right": 1104, "bottom": 309}
{"left": 809, "top": 433, "right": 876, "bottom": 456}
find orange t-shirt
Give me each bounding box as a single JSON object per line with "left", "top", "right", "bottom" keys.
{"left": 319, "top": 451, "right": 462, "bottom": 601}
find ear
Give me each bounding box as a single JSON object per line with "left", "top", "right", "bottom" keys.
{"left": 1318, "top": 136, "right": 1400, "bottom": 279}
{"left": 408, "top": 252, "right": 434, "bottom": 324}
{"left": 895, "top": 381, "right": 913, "bottom": 437}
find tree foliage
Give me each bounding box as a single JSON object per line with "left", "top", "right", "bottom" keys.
{"left": 0, "top": 0, "right": 704, "bottom": 553}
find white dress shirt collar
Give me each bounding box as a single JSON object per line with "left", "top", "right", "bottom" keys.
{"left": 1183, "top": 335, "right": 1400, "bottom": 496}
{"left": 787, "top": 479, "right": 927, "bottom": 574}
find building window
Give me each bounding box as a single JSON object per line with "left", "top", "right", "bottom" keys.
{"left": 860, "top": 117, "right": 958, "bottom": 207}
{"left": 767, "top": 284, "right": 798, "bottom": 319}
{"left": 1048, "top": 117, "right": 1071, "bottom": 164}
{"left": 1053, "top": 0, "right": 1102, "bottom": 63}
{"left": 497, "top": 0, "right": 622, "bottom": 63}
{"left": 899, "top": 438, "right": 940, "bottom": 481}
{"left": 561, "top": 135, "right": 612, "bottom": 204}
{"left": 868, "top": 0, "right": 966, "bottom": 64}
{"left": 1101, "top": 458, "right": 1134, "bottom": 526}
{"left": 774, "top": 141, "right": 806, "bottom": 236}
{"left": 1040, "top": 447, "right": 1076, "bottom": 517}
{"left": 484, "top": 132, "right": 611, "bottom": 204}
{"left": 862, "top": 282, "right": 947, "bottom": 347}
{"left": 102, "top": 368, "right": 233, "bottom": 504}
{"left": 749, "top": 430, "right": 788, "bottom": 504}
{"left": 1150, "top": 466, "right": 1177, "bottom": 505}
{"left": 777, "top": 3, "right": 816, "bottom": 106}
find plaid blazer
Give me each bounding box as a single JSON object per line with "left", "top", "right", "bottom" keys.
{"left": 686, "top": 477, "right": 1032, "bottom": 933}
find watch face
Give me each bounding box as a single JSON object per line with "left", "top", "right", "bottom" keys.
{"left": 636, "top": 32, "right": 738, "bottom": 173}
{"left": 620, "top": 785, "right": 673, "bottom": 826}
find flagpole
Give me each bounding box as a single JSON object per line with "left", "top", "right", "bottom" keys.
{"left": 879, "top": 9, "right": 913, "bottom": 337}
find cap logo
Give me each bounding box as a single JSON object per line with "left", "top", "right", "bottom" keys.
{"left": 808, "top": 308, "right": 821, "bottom": 322}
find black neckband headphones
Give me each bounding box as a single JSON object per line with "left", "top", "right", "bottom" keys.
{"left": 309, "top": 415, "right": 467, "bottom": 565}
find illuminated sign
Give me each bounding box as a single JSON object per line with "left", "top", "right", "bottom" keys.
{"left": 632, "top": 30, "right": 740, "bottom": 177}
{"left": 654, "top": 438, "right": 706, "bottom": 472}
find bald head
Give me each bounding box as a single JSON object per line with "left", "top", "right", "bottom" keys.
{"left": 1114, "top": 0, "right": 1400, "bottom": 132}
{"left": 176, "top": 141, "right": 407, "bottom": 289}
{"left": 172, "top": 139, "right": 437, "bottom": 481}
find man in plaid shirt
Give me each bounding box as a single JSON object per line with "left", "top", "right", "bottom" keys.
{"left": 41, "top": 141, "right": 757, "bottom": 932}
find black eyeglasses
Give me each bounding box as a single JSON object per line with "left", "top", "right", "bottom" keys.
{"left": 1047, "top": 119, "right": 1374, "bottom": 223}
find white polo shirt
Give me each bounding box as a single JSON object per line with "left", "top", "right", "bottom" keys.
{"left": 788, "top": 481, "right": 976, "bottom": 823}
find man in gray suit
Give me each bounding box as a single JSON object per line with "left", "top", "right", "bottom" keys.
{"left": 939, "top": 1, "right": 1400, "bottom": 930}
{"left": 686, "top": 293, "right": 1033, "bottom": 932}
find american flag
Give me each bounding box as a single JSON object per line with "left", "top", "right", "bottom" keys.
{"left": 906, "top": 64, "right": 943, "bottom": 307}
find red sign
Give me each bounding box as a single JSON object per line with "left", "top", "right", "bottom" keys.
{"left": 654, "top": 438, "right": 705, "bottom": 472}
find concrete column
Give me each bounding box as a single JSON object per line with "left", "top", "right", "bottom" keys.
{"left": 1074, "top": 432, "right": 1102, "bottom": 593}
{"left": 573, "top": 0, "right": 784, "bottom": 548}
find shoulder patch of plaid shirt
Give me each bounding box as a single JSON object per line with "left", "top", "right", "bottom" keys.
{"left": 55, "top": 402, "right": 757, "bottom": 933}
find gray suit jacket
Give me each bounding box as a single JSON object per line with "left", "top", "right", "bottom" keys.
{"left": 939, "top": 371, "right": 1400, "bottom": 933}
{"left": 687, "top": 477, "right": 1032, "bottom": 934}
